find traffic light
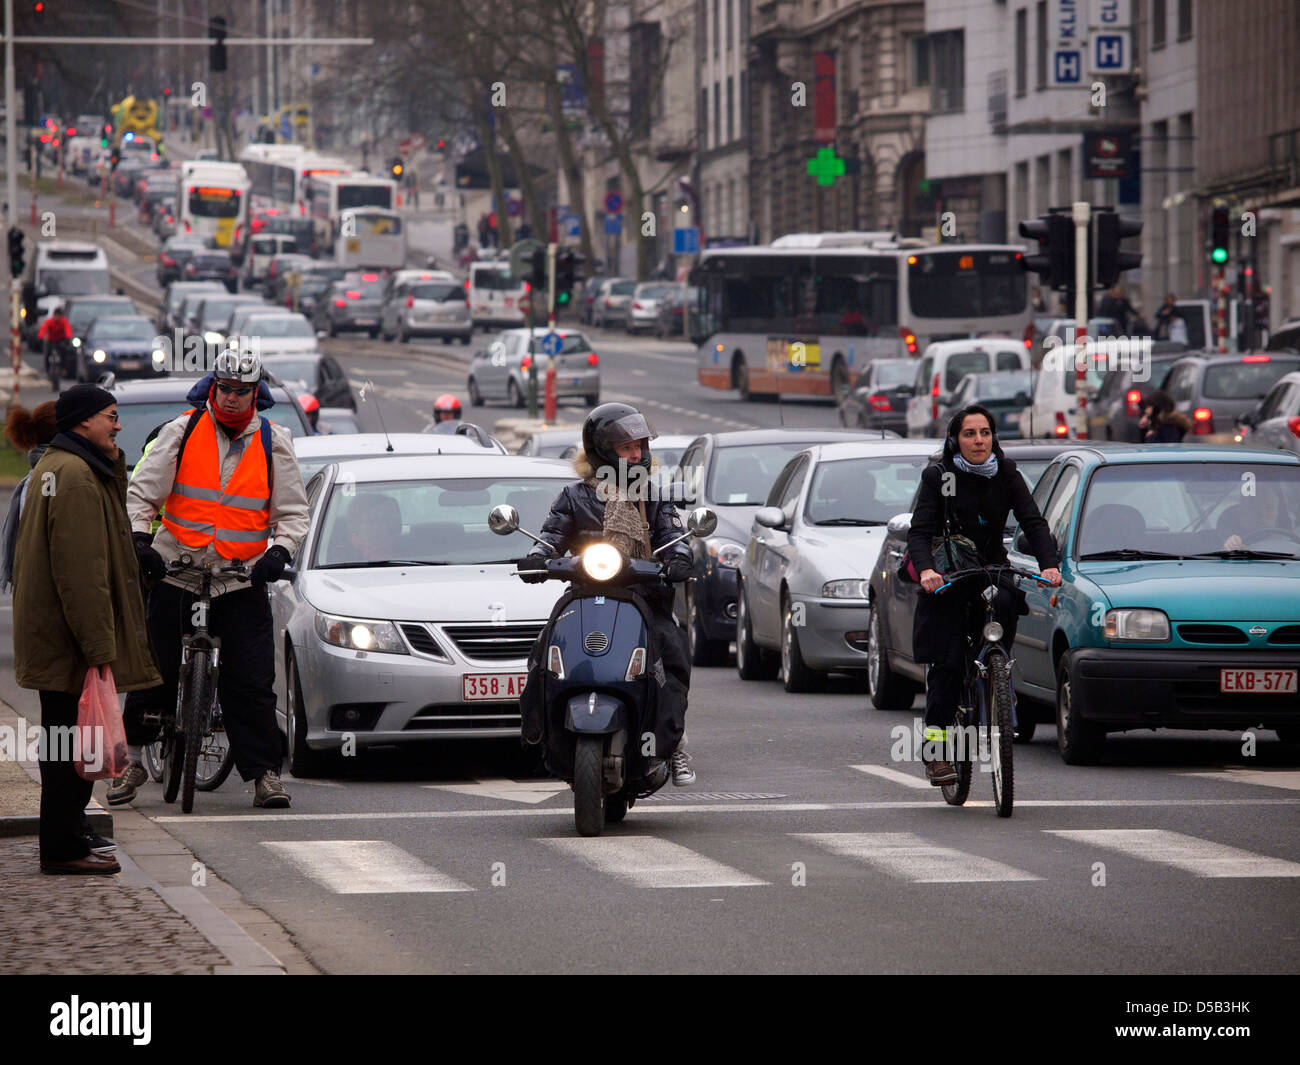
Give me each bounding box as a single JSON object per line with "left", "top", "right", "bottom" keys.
{"left": 209, "top": 16, "right": 228, "bottom": 73}
{"left": 110, "top": 147, "right": 120, "bottom": 170}
{"left": 556, "top": 249, "right": 577, "bottom": 306}
{"left": 101, "top": 123, "right": 111, "bottom": 148}
{"left": 530, "top": 247, "right": 547, "bottom": 291}
{"left": 1210, "top": 206, "right": 1230, "bottom": 265}
{"left": 390, "top": 157, "right": 404, "bottom": 181}
{"left": 33, "top": 2, "right": 44, "bottom": 22}
{"left": 1092, "top": 209, "right": 1143, "bottom": 288}
{"left": 1019, "top": 211, "right": 1075, "bottom": 290}
{"left": 9, "top": 227, "right": 26, "bottom": 278}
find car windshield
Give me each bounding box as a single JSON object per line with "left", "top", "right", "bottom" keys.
{"left": 118, "top": 399, "right": 308, "bottom": 468}
{"left": 412, "top": 283, "right": 461, "bottom": 302}
{"left": 1202, "top": 360, "right": 1299, "bottom": 400}
{"left": 298, "top": 277, "right": 331, "bottom": 295}
{"left": 1076, "top": 463, "right": 1300, "bottom": 558}
{"left": 942, "top": 351, "right": 991, "bottom": 390}
{"left": 971, "top": 371, "right": 1033, "bottom": 400}
{"left": 264, "top": 358, "right": 317, "bottom": 385}
{"left": 200, "top": 302, "right": 251, "bottom": 328}
{"left": 193, "top": 254, "right": 230, "bottom": 268}
{"left": 68, "top": 301, "right": 131, "bottom": 331}
{"left": 40, "top": 269, "right": 111, "bottom": 296}
{"left": 805, "top": 455, "right": 930, "bottom": 524}
{"left": 246, "top": 317, "right": 313, "bottom": 338}
{"left": 87, "top": 319, "right": 154, "bottom": 343}
{"left": 637, "top": 285, "right": 674, "bottom": 299}
{"left": 610, "top": 281, "right": 636, "bottom": 296}
{"left": 708, "top": 443, "right": 825, "bottom": 505}
{"left": 868, "top": 361, "right": 916, "bottom": 389}
{"left": 526, "top": 333, "right": 590, "bottom": 355}
{"left": 347, "top": 280, "right": 385, "bottom": 298}
{"left": 313, "top": 477, "right": 571, "bottom": 567}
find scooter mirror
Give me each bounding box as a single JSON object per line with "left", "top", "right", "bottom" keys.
{"left": 488, "top": 504, "right": 520, "bottom": 535}
{"left": 687, "top": 506, "right": 717, "bottom": 538}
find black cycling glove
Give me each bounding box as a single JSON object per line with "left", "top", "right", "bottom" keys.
{"left": 662, "top": 556, "right": 693, "bottom": 583}
{"left": 251, "top": 545, "right": 292, "bottom": 587}
{"left": 133, "top": 532, "right": 166, "bottom": 582}
{"left": 518, "top": 555, "right": 550, "bottom": 584}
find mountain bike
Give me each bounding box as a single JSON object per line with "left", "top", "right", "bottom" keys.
{"left": 931, "top": 564, "right": 1052, "bottom": 818}
{"left": 159, "top": 554, "right": 250, "bottom": 813}
{"left": 142, "top": 702, "right": 234, "bottom": 792}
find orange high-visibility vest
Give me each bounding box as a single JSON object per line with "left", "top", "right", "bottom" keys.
{"left": 161, "top": 409, "right": 272, "bottom": 560}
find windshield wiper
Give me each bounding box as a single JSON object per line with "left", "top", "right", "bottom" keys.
{"left": 1077, "top": 549, "right": 1185, "bottom": 561}
{"left": 316, "top": 559, "right": 449, "bottom": 569}
{"left": 813, "top": 518, "right": 887, "bottom": 526}
{"left": 1187, "top": 550, "right": 1299, "bottom": 560}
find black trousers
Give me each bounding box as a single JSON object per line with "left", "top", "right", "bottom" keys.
{"left": 38, "top": 690, "right": 93, "bottom": 862}
{"left": 648, "top": 608, "right": 691, "bottom": 757}
{"left": 923, "top": 583, "right": 1022, "bottom": 733}
{"left": 123, "top": 580, "right": 282, "bottom": 782}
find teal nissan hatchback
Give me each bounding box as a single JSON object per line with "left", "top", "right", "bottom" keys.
{"left": 1005, "top": 444, "right": 1300, "bottom": 764}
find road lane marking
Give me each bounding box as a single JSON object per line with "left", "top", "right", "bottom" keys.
{"left": 850, "top": 765, "right": 931, "bottom": 790}
{"left": 1044, "top": 829, "right": 1300, "bottom": 878}
{"left": 261, "top": 840, "right": 474, "bottom": 893}
{"left": 154, "top": 797, "right": 1300, "bottom": 823}
{"left": 424, "top": 777, "right": 569, "bottom": 804}
{"left": 540, "top": 836, "right": 768, "bottom": 888}
{"left": 794, "top": 832, "right": 1042, "bottom": 883}
{"left": 1180, "top": 769, "right": 1300, "bottom": 792}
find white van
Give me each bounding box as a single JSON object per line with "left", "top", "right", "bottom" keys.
{"left": 468, "top": 261, "right": 530, "bottom": 329}
{"left": 243, "top": 234, "right": 300, "bottom": 289}
{"left": 1016, "top": 345, "right": 1108, "bottom": 438}
{"left": 905, "top": 339, "right": 1031, "bottom": 436}
{"left": 22, "top": 242, "right": 112, "bottom": 346}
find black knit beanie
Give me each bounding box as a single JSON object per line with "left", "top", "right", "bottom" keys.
{"left": 55, "top": 385, "right": 116, "bottom": 432}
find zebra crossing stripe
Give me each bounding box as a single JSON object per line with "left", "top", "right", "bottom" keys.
{"left": 793, "top": 832, "right": 1042, "bottom": 883}
{"left": 1043, "top": 829, "right": 1300, "bottom": 878}
{"left": 540, "top": 836, "right": 768, "bottom": 888}
{"left": 261, "top": 840, "right": 475, "bottom": 894}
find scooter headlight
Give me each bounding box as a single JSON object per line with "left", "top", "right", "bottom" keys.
{"left": 581, "top": 543, "right": 623, "bottom": 581}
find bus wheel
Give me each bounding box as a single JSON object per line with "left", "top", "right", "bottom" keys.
{"left": 734, "top": 356, "right": 752, "bottom": 400}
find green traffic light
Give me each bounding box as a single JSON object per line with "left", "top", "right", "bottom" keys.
{"left": 557, "top": 291, "right": 570, "bottom": 305}
{"left": 1211, "top": 248, "right": 1228, "bottom": 264}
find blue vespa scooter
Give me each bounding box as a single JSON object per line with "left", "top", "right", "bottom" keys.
{"left": 489, "top": 503, "right": 717, "bottom": 836}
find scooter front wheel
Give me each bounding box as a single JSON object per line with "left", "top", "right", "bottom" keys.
{"left": 604, "top": 796, "right": 628, "bottom": 823}
{"left": 573, "top": 736, "right": 606, "bottom": 837}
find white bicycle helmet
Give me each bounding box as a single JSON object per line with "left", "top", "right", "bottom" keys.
{"left": 213, "top": 348, "right": 263, "bottom": 384}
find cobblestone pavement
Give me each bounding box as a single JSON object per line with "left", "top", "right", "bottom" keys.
{"left": 0, "top": 839, "right": 226, "bottom": 975}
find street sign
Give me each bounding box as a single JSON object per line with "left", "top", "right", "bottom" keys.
{"left": 564, "top": 216, "right": 581, "bottom": 238}
{"left": 604, "top": 214, "right": 623, "bottom": 235}
{"left": 540, "top": 332, "right": 563, "bottom": 356}
{"left": 409, "top": 133, "right": 427, "bottom": 152}
{"left": 672, "top": 227, "right": 700, "bottom": 254}
{"left": 604, "top": 191, "right": 623, "bottom": 214}
{"left": 506, "top": 198, "right": 522, "bottom": 218}
{"left": 1052, "top": 49, "right": 1084, "bottom": 85}
{"left": 1090, "top": 33, "right": 1129, "bottom": 73}
{"left": 398, "top": 137, "right": 412, "bottom": 158}
{"left": 1049, "top": 0, "right": 1086, "bottom": 86}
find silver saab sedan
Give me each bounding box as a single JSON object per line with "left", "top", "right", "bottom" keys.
{"left": 271, "top": 454, "right": 574, "bottom": 775}
{"left": 735, "top": 439, "right": 940, "bottom": 693}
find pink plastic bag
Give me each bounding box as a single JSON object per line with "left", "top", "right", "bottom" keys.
{"left": 76, "top": 665, "right": 129, "bottom": 781}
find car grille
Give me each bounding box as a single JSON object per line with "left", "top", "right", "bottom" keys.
{"left": 403, "top": 704, "right": 520, "bottom": 730}
{"left": 584, "top": 631, "right": 609, "bottom": 654}
{"left": 1268, "top": 626, "right": 1300, "bottom": 646}
{"left": 443, "top": 623, "right": 544, "bottom": 661}
{"left": 1177, "top": 624, "right": 1249, "bottom": 645}
{"left": 399, "top": 623, "right": 449, "bottom": 659}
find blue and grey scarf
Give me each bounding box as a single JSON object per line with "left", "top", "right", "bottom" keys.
{"left": 953, "top": 453, "right": 1000, "bottom": 478}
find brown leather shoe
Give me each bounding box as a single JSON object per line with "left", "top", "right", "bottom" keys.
{"left": 925, "top": 760, "right": 959, "bottom": 785}
{"left": 40, "top": 853, "right": 122, "bottom": 875}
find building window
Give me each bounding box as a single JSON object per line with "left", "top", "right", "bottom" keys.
{"left": 700, "top": 86, "right": 709, "bottom": 149}
{"left": 1015, "top": 8, "right": 1027, "bottom": 98}
{"left": 1036, "top": 2, "right": 1047, "bottom": 90}
{"left": 726, "top": 0, "right": 733, "bottom": 49}
{"left": 1177, "top": 0, "right": 1193, "bottom": 40}
{"left": 909, "top": 36, "right": 931, "bottom": 89}
{"left": 930, "top": 31, "right": 964, "bottom": 113}
{"left": 714, "top": 84, "right": 720, "bottom": 148}
{"left": 740, "top": 70, "right": 747, "bottom": 141}
{"left": 713, "top": 0, "right": 719, "bottom": 58}
{"left": 1152, "top": 0, "right": 1166, "bottom": 50}
{"left": 727, "top": 76, "right": 734, "bottom": 142}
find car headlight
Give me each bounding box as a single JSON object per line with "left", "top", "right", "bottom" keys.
{"left": 71, "top": 337, "right": 81, "bottom": 347}
{"left": 1103, "top": 609, "right": 1170, "bottom": 642}
{"left": 204, "top": 331, "right": 223, "bottom": 344}
{"left": 314, "top": 612, "right": 409, "bottom": 653}
{"left": 822, "top": 579, "right": 869, "bottom": 599}
{"left": 92, "top": 349, "right": 107, "bottom": 363}
{"left": 706, "top": 538, "right": 743, "bottom": 569}
{"left": 581, "top": 543, "right": 623, "bottom": 581}
{"left": 151, "top": 349, "right": 166, "bottom": 363}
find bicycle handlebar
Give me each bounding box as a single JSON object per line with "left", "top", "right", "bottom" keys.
{"left": 932, "top": 565, "right": 1053, "bottom": 595}
{"left": 165, "top": 557, "right": 252, "bottom": 581}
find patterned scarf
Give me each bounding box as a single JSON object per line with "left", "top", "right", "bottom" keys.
{"left": 953, "top": 453, "right": 999, "bottom": 478}
{"left": 587, "top": 475, "right": 651, "bottom": 560}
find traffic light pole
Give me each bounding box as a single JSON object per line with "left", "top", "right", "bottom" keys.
{"left": 1073, "top": 202, "right": 1091, "bottom": 439}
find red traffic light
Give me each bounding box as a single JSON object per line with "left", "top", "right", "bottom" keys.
{"left": 34, "top": 2, "right": 44, "bottom": 12}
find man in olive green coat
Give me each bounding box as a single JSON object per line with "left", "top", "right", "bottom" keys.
{"left": 13, "top": 384, "right": 161, "bottom": 874}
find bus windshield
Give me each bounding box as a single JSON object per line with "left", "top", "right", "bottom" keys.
{"left": 338, "top": 185, "right": 393, "bottom": 210}
{"left": 907, "top": 250, "right": 1027, "bottom": 319}
{"left": 188, "top": 186, "right": 242, "bottom": 219}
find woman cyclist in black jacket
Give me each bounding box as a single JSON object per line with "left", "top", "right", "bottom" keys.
{"left": 907, "top": 404, "right": 1062, "bottom": 784}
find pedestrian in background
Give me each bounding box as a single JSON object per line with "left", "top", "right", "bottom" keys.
{"left": 12, "top": 385, "right": 161, "bottom": 875}
{"left": 1139, "top": 390, "right": 1191, "bottom": 443}
{"left": 2, "top": 401, "right": 57, "bottom": 594}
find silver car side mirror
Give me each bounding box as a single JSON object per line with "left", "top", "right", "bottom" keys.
{"left": 886, "top": 512, "right": 912, "bottom": 535}
{"left": 754, "top": 506, "right": 785, "bottom": 529}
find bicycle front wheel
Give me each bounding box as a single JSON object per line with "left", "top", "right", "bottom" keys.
{"left": 941, "top": 708, "right": 973, "bottom": 806}
{"left": 194, "top": 715, "right": 235, "bottom": 792}
{"left": 987, "top": 650, "right": 1015, "bottom": 817}
{"left": 181, "top": 650, "right": 214, "bottom": 813}
{"left": 162, "top": 667, "right": 189, "bottom": 804}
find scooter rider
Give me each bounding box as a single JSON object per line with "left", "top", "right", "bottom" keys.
{"left": 519, "top": 402, "right": 697, "bottom": 785}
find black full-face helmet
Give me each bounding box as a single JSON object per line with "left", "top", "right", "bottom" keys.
{"left": 582, "top": 402, "right": 656, "bottom": 472}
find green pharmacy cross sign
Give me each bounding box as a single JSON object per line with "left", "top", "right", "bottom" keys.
{"left": 807, "top": 147, "right": 846, "bottom": 187}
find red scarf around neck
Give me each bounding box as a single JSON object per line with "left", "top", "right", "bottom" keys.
{"left": 208, "top": 383, "right": 256, "bottom": 435}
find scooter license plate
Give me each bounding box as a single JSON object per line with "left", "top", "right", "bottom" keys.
{"left": 1219, "top": 668, "right": 1296, "bottom": 693}
{"left": 462, "top": 673, "right": 529, "bottom": 701}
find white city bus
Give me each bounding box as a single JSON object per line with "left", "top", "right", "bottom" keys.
{"left": 691, "top": 234, "right": 1034, "bottom": 399}
{"left": 238, "top": 144, "right": 349, "bottom": 216}
{"left": 336, "top": 207, "right": 407, "bottom": 270}
{"left": 306, "top": 173, "right": 398, "bottom": 255}
{"left": 176, "top": 163, "right": 251, "bottom": 249}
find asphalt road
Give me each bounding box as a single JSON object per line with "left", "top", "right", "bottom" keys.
{"left": 4, "top": 180, "right": 1298, "bottom": 976}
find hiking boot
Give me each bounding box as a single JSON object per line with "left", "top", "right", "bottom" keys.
{"left": 82, "top": 826, "right": 117, "bottom": 856}
{"left": 254, "top": 770, "right": 291, "bottom": 808}
{"left": 670, "top": 747, "right": 696, "bottom": 786}
{"left": 106, "top": 764, "right": 149, "bottom": 806}
{"left": 925, "top": 759, "right": 959, "bottom": 785}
